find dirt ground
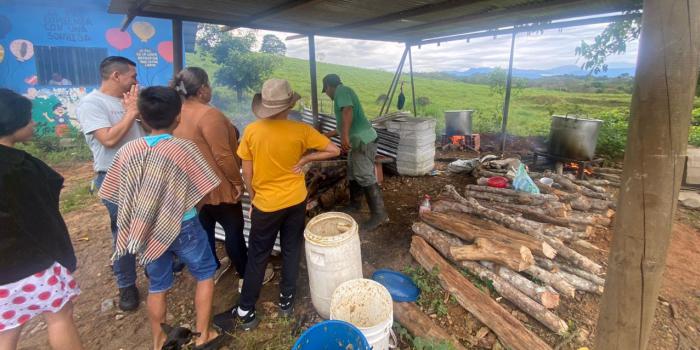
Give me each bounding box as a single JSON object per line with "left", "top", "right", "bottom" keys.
{"left": 16, "top": 157, "right": 700, "bottom": 350}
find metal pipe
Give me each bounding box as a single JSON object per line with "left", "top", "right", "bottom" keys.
{"left": 384, "top": 47, "right": 409, "bottom": 116}
{"left": 379, "top": 46, "right": 408, "bottom": 116}
{"left": 308, "top": 35, "right": 320, "bottom": 129}
{"left": 500, "top": 31, "right": 516, "bottom": 155}
{"left": 408, "top": 44, "right": 417, "bottom": 116}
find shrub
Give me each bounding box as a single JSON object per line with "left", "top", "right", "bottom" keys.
{"left": 596, "top": 109, "right": 629, "bottom": 160}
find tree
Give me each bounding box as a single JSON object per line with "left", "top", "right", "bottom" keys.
{"left": 574, "top": 15, "right": 641, "bottom": 74}
{"left": 260, "top": 34, "right": 287, "bottom": 55}
{"left": 196, "top": 23, "right": 226, "bottom": 52}
{"left": 212, "top": 32, "right": 281, "bottom": 102}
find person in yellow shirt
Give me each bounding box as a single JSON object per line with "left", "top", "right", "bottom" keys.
{"left": 213, "top": 79, "right": 340, "bottom": 331}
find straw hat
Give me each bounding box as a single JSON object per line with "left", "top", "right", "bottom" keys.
{"left": 252, "top": 78, "right": 301, "bottom": 119}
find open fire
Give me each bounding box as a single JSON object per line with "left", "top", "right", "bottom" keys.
{"left": 564, "top": 162, "right": 593, "bottom": 176}
{"left": 450, "top": 135, "right": 466, "bottom": 145}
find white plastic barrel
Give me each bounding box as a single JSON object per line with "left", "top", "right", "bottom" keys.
{"left": 330, "top": 278, "right": 394, "bottom": 350}
{"left": 304, "top": 212, "right": 363, "bottom": 319}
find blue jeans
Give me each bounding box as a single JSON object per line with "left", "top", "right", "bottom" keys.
{"left": 145, "top": 218, "right": 217, "bottom": 293}
{"left": 94, "top": 172, "right": 137, "bottom": 289}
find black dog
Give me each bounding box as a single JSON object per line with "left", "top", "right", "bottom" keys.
{"left": 160, "top": 323, "right": 201, "bottom": 350}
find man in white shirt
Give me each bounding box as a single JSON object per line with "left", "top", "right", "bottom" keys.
{"left": 76, "top": 56, "right": 144, "bottom": 311}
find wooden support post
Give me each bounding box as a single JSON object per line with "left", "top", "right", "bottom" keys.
{"left": 308, "top": 35, "right": 319, "bottom": 129}
{"left": 172, "top": 19, "right": 183, "bottom": 75}
{"left": 595, "top": 1, "right": 700, "bottom": 349}
{"left": 499, "top": 31, "right": 516, "bottom": 154}
{"left": 408, "top": 44, "right": 417, "bottom": 117}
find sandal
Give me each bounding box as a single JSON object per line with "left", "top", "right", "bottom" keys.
{"left": 192, "top": 332, "right": 230, "bottom": 350}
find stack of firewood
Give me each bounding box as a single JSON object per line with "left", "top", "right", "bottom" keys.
{"left": 407, "top": 163, "right": 616, "bottom": 349}
{"left": 305, "top": 160, "right": 348, "bottom": 214}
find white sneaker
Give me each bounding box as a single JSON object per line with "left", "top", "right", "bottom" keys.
{"left": 238, "top": 264, "right": 275, "bottom": 293}
{"left": 214, "top": 257, "right": 231, "bottom": 285}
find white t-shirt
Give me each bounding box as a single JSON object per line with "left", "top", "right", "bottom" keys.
{"left": 76, "top": 90, "right": 146, "bottom": 172}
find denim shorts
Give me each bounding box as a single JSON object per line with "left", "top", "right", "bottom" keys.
{"left": 145, "top": 218, "right": 217, "bottom": 293}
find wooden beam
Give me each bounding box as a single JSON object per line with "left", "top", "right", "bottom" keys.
{"left": 120, "top": 0, "right": 150, "bottom": 31}
{"left": 308, "top": 35, "right": 319, "bottom": 129}
{"left": 221, "top": 0, "right": 320, "bottom": 32}
{"left": 172, "top": 19, "right": 183, "bottom": 75}
{"left": 594, "top": 0, "right": 700, "bottom": 349}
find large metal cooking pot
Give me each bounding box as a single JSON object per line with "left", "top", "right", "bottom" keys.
{"left": 547, "top": 115, "right": 603, "bottom": 160}
{"left": 444, "top": 110, "right": 473, "bottom": 136}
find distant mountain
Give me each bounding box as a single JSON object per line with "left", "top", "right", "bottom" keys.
{"left": 445, "top": 65, "right": 635, "bottom": 79}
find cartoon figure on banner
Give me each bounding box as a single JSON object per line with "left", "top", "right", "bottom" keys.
{"left": 132, "top": 21, "right": 156, "bottom": 42}
{"left": 42, "top": 102, "right": 75, "bottom": 137}
{"left": 28, "top": 88, "right": 86, "bottom": 137}
{"left": 105, "top": 28, "right": 132, "bottom": 51}
{"left": 10, "top": 39, "right": 34, "bottom": 62}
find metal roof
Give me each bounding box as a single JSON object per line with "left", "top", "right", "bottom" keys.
{"left": 109, "top": 0, "right": 640, "bottom": 44}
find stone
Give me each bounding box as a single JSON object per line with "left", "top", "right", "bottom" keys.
{"left": 678, "top": 191, "right": 700, "bottom": 209}
{"left": 101, "top": 299, "right": 114, "bottom": 313}
{"left": 115, "top": 314, "right": 125, "bottom": 321}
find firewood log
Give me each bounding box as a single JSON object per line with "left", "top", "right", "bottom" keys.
{"left": 572, "top": 239, "right": 608, "bottom": 253}
{"left": 442, "top": 187, "right": 578, "bottom": 241}
{"left": 465, "top": 185, "right": 560, "bottom": 203}
{"left": 412, "top": 224, "right": 567, "bottom": 332}
{"left": 480, "top": 261, "right": 560, "bottom": 309}
{"left": 594, "top": 167, "right": 623, "bottom": 175}
{"left": 483, "top": 202, "right": 593, "bottom": 239}
{"left": 535, "top": 257, "right": 606, "bottom": 286}
{"left": 363, "top": 263, "right": 467, "bottom": 350}
{"left": 438, "top": 187, "right": 603, "bottom": 275}
{"left": 567, "top": 212, "right": 612, "bottom": 227}
{"left": 450, "top": 238, "right": 535, "bottom": 271}
{"left": 422, "top": 207, "right": 557, "bottom": 259}
{"left": 479, "top": 169, "right": 554, "bottom": 194}
{"left": 546, "top": 173, "right": 581, "bottom": 193}
{"left": 572, "top": 179, "right": 607, "bottom": 193}
{"left": 524, "top": 265, "right": 576, "bottom": 298}
{"left": 594, "top": 172, "right": 622, "bottom": 182}
{"left": 410, "top": 236, "right": 561, "bottom": 349}
{"left": 585, "top": 179, "right": 620, "bottom": 187}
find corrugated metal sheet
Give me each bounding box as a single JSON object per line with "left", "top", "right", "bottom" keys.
{"left": 109, "top": 0, "right": 639, "bottom": 44}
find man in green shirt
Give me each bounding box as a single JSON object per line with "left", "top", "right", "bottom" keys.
{"left": 322, "top": 74, "right": 388, "bottom": 231}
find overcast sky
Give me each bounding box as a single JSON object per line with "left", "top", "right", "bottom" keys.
{"left": 252, "top": 22, "right": 638, "bottom": 73}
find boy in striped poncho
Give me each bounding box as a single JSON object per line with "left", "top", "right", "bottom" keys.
{"left": 99, "top": 86, "right": 227, "bottom": 350}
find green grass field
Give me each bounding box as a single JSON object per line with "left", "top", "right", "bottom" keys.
{"left": 186, "top": 52, "right": 632, "bottom": 137}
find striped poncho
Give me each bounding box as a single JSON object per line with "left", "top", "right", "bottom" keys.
{"left": 98, "top": 137, "right": 220, "bottom": 265}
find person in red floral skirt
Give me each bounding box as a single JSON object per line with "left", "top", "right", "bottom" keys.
{"left": 0, "top": 88, "right": 83, "bottom": 350}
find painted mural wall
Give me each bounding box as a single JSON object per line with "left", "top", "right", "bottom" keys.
{"left": 0, "top": 0, "right": 175, "bottom": 137}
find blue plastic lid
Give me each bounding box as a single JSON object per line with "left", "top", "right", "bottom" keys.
{"left": 371, "top": 269, "right": 420, "bottom": 302}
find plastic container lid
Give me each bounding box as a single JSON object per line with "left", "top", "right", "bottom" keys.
{"left": 371, "top": 269, "right": 420, "bottom": 302}
{"left": 487, "top": 176, "right": 509, "bottom": 188}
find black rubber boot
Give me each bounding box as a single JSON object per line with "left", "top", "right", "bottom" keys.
{"left": 360, "top": 183, "right": 389, "bottom": 231}
{"left": 339, "top": 180, "right": 363, "bottom": 214}
{"left": 118, "top": 285, "right": 140, "bottom": 311}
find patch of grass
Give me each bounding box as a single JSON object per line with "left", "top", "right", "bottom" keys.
{"left": 403, "top": 266, "right": 451, "bottom": 318}
{"left": 394, "top": 323, "right": 457, "bottom": 350}
{"left": 16, "top": 132, "right": 92, "bottom": 167}
{"left": 60, "top": 182, "right": 95, "bottom": 214}
{"left": 460, "top": 268, "right": 497, "bottom": 294}
{"left": 232, "top": 317, "right": 296, "bottom": 350}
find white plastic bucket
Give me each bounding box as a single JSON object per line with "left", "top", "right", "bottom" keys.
{"left": 304, "top": 212, "right": 363, "bottom": 319}
{"left": 330, "top": 279, "right": 395, "bottom": 350}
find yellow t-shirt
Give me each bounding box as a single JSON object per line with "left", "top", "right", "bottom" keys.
{"left": 237, "top": 119, "right": 331, "bottom": 212}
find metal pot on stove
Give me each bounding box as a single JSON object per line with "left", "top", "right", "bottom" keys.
{"left": 547, "top": 115, "right": 603, "bottom": 161}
